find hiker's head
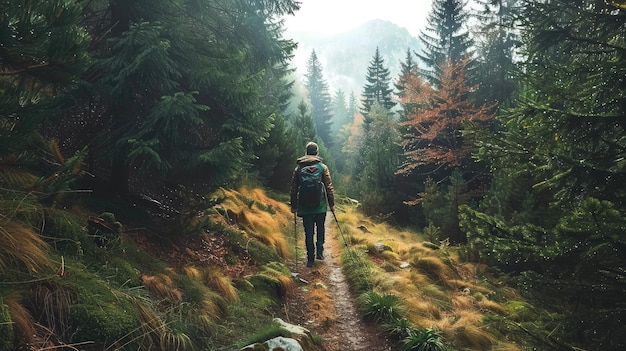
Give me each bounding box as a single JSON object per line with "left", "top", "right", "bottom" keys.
{"left": 305, "top": 142, "right": 319, "bottom": 156}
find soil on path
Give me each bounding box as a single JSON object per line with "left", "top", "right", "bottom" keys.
{"left": 285, "top": 216, "right": 393, "bottom": 351}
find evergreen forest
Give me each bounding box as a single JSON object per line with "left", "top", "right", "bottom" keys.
{"left": 1, "top": 0, "right": 625, "bottom": 350}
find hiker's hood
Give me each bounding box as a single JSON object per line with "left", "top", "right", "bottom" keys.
{"left": 296, "top": 155, "right": 323, "bottom": 165}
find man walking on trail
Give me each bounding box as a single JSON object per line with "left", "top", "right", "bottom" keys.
{"left": 290, "top": 142, "right": 335, "bottom": 267}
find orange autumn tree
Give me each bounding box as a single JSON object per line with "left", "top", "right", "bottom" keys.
{"left": 398, "top": 58, "right": 495, "bottom": 243}
{"left": 398, "top": 58, "right": 494, "bottom": 173}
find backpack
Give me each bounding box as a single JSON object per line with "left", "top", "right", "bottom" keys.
{"left": 297, "top": 162, "right": 326, "bottom": 209}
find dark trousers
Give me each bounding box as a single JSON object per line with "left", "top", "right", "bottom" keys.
{"left": 302, "top": 212, "right": 326, "bottom": 263}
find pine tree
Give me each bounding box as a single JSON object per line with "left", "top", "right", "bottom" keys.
{"left": 332, "top": 89, "right": 349, "bottom": 132}
{"left": 350, "top": 103, "right": 401, "bottom": 216}
{"left": 417, "top": 0, "right": 474, "bottom": 86}
{"left": 304, "top": 50, "right": 334, "bottom": 148}
{"left": 347, "top": 91, "right": 358, "bottom": 122}
{"left": 395, "top": 48, "right": 418, "bottom": 95}
{"left": 51, "top": 0, "right": 299, "bottom": 198}
{"left": 360, "top": 47, "right": 395, "bottom": 119}
{"left": 395, "top": 48, "right": 420, "bottom": 119}
{"left": 464, "top": 1, "right": 626, "bottom": 347}
{"left": 1, "top": 0, "right": 90, "bottom": 185}
{"left": 472, "top": 0, "right": 521, "bottom": 106}
{"left": 290, "top": 100, "right": 317, "bottom": 150}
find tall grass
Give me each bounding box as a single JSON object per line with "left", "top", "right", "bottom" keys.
{"left": 334, "top": 203, "right": 526, "bottom": 350}
{"left": 211, "top": 188, "right": 289, "bottom": 258}
{"left": 0, "top": 220, "right": 52, "bottom": 274}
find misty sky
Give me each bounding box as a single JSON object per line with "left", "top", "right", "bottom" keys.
{"left": 283, "top": 0, "right": 433, "bottom": 36}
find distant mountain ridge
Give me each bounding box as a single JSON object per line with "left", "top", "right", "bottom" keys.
{"left": 286, "top": 19, "right": 422, "bottom": 97}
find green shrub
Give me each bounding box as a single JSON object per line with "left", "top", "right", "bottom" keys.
{"left": 356, "top": 291, "right": 405, "bottom": 323}
{"left": 401, "top": 327, "right": 447, "bottom": 351}
{"left": 384, "top": 318, "right": 414, "bottom": 340}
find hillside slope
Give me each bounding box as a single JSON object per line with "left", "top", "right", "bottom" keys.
{"left": 1, "top": 187, "right": 548, "bottom": 351}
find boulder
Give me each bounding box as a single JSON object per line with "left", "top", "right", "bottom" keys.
{"left": 240, "top": 336, "right": 303, "bottom": 351}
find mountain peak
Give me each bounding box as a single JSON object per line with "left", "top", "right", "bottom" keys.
{"left": 287, "top": 20, "right": 420, "bottom": 96}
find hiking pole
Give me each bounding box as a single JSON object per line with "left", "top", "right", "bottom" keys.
{"left": 331, "top": 209, "right": 373, "bottom": 290}
{"left": 331, "top": 209, "right": 357, "bottom": 263}
{"left": 293, "top": 213, "right": 299, "bottom": 275}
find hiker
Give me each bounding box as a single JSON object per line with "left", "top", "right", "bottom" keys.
{"left": 290, "top": 142, "right": 335, "bottom": 267}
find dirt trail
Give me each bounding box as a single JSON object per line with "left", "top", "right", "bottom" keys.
{"left": 287, "top": 216, "right": 392, "bottom": 351}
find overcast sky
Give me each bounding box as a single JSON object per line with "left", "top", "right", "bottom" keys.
{"left": 283, "top": 0, "right": 433, "bottom": 37}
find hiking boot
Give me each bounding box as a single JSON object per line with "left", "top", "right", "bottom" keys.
{"left": 307, "top": 261, "right": 314, "bottom": 267}
{"left": 316, "top": 253, "right": 324, "bottom": 260}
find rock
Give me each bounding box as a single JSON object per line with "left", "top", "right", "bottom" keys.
{"left": 272, "top": 318, "right": 310, "bottom": 337}
{"left": 267, "top": 337, "right": 303, "bottom": 351}
{"left": 399, "top": 262, "right": 411, "bottom": 269}
{"left": 240, "top": 336, "right": 303, "bottom": 351}
{"left": 373, "top": 242, "right": 392, "bottom": 253}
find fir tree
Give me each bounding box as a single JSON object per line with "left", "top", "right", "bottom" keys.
{"left": 395, "top": 48, "right": 420, "bottom": 119}
{"left": 332, "top": 89, "right": 350, "bottom": 132}
{"left": 360, "top": 47, "right": 395, "bottom": 119}
{"left": 417, "top": 0, "right": 474, "bottom": 86}
{"left": 472, "top": 0, "right": 521, "bottom": 106}
{"left": 1, "top": 0, "right": 90, "bottom": 185}
{"left": 304, "top": 50, "right": 334, "bottom": 148}
{"left": 52, "top": 0, "right": 299, "bottom": 197}
{"left": 464, "top": 1, "right": 626, "bottom": 347}
{"left": 350, "top": 103, "right": 401, "bottom": 216}
{"left": 290, "top": 99, "right": 317, "bottom": 150}
{"left": 347, "top": 91, "right": 358, "bottom": 122}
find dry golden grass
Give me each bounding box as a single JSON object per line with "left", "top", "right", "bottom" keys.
{"left": 212, "top": 188, "right": 289, "bottom": 258}
{"left": 404, "top": 295, "right": 442, "bottom": 321}
{"left": 203, "top": 268, "right": 238, "bottom": 303}
{"left": 380, "top": 250, "right": 402, "bottom": 264}
{"left": 141, "top": 273, "right": 182, "bottom": 302}
{"left": 0, "top": 220, "right": 52, "bottom": 273}
{"left": 447, "top": 279, "right": 493, "bottom": 294}
{"left": 132, "top": 297, "right": 167, "bottom": 348}
{"left": 455, "top": 309, "right": 485, "bottom": 325}
{"left": 451, "top": 294, "right": 475, "bottom": 310}
{"left": 476, "top": 298, "right": 508, "bottom": 316}
{"left": 182, "top": 265, "right": 202, "bottom": 281}
{"left": 306, "top": 282, "right": 335, "bottom": 324}
{"left": 410, "top": 255, "right": 455, "bottom": 283}
{"left": 330, "top": 203, "right": 534, "bottom": 350}
{"left": 4, "top": 292, "right": 35, "bottom": 343}
{"left": 198, "top": 295, "right": 228, "bottom": 322}
{"left": 30, "top": 280, "right": 77, "bottom": 339}
{"left": 451, "top": 324, "right": 497, "bottom": 350}
{"left": 374, "top": 274, "right": 414, "bottom": 293}
{"left": 132, "top": 298, "right": 196, "bottom": 351}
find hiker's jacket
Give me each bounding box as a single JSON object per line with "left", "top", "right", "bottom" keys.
{"left": 290, "top": 155, "right": 335, "bottom": 216}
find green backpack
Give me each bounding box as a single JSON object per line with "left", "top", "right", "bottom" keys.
{"left": 297, "top": 162, "right": 325, "bottom": 209}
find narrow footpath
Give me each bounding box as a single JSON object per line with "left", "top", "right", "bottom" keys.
{"left": 286, "top": 216, "right": 392, "bottom": 351}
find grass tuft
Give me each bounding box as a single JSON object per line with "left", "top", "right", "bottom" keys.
{"left": 356, "top": 291, "right": 405, "bottom": 323}
{"left": 400, "top": 327, "right": 446, "bottom": 351}
{"left": 4, "top": 293, "right": 35, "bottom": 346}
{"left": 204, "top": 268, "right": 239, "bottom": 303}
{"left": 0, "top": 220, "right": 52, "bottom": 274}
{"left": 410, "top": 255, "right": 454, "bottom": 283}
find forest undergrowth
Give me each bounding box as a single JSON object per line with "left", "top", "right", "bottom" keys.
{"left": 1, "top": 186, "right": 564, "bottom": 351}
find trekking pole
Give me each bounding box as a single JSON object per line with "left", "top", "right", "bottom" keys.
{"left": 294, "top": 213, "right": 298, "bottom": 273}
{"left": 331, "top": 209, "right": 358, "bottom": 263}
